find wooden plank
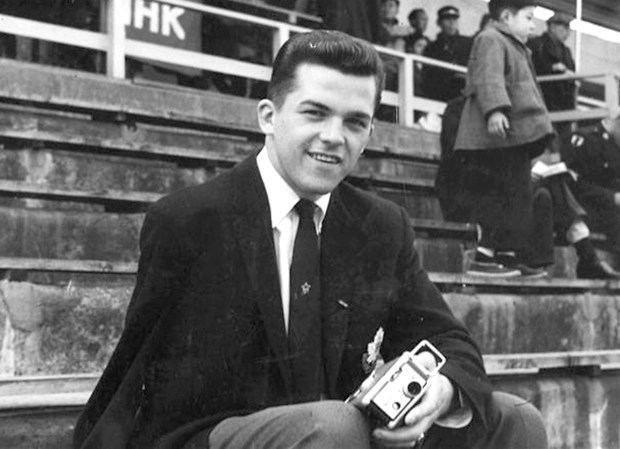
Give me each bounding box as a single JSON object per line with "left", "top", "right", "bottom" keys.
{"left": 0, "top": 176, "right": 433, "bottom": 208}
{"left": 0, "top": 257, "right": 137, "bottom": 274}
{"left": 484, "top": 350, "right": 620, "bottom": 376}
{"left": 0, "top": 103, "right": 257, "bottom": 163}
{"left": 0, "top": 374, "right": 99, "bottom": 397}
{"left": 410, "top": 218, "right": 477, "bottom": 236}
{"left": 0, "top": 180, "right": 161, "bottom": 204}
{"left": 1, "top": 350, "right": 619, "bottom": 410}
{"left": 429, "top": 272, "right": 620, "bottom": 291}
{"left": 0, "top": 393, "right": 89, "bottom": 410}
{"left": 0, "top": 59, "right": 441, "bottom": 159}
{"left": 1, "top": 257, "right": 617, "bottom": 291}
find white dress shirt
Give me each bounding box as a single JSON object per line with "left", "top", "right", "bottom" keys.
{"left": 256, "top": 150, "right": 472, "bottom": 428}
{"left": 256, "top": 149, "right": 330, "bottom": 333}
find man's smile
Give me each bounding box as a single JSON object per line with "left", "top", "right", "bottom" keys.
{"left": 308, "top": 152, "right": 343, "bottom": 164}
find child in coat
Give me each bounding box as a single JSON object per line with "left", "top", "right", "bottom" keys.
{"left": 453, "top": 0, "right": 554, "bottom": 277}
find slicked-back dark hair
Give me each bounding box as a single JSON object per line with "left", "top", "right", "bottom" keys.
{"left": 267, "top": 30, "right": 385, "bottom": 112}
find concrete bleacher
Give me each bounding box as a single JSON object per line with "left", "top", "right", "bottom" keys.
{"left": 0, "top": 58, "right": 620, "bottom": 448}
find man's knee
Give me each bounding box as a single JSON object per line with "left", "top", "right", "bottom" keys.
{"left": 209, "top": 401, "right": 371, "bottom": 449}
{"left": 484, "top": 391, "right": 548, "bottom": 449}
{"left": 299, "top": 401, "right": 371, "bottom": 448}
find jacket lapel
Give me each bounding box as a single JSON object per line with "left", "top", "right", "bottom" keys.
{"left": 320, "top": 187, "right": 370, "bottom": 395}
{"left": 230, "top": 156, "right": 292, "bottom": 392}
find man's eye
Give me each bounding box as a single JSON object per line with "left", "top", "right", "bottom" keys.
{"left": 303, "top": 109, "right": 324, "bottom": 118}
{"left": 348, "top": 119, "right": 369, "bottom": 129}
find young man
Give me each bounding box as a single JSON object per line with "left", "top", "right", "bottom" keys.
{"left": 74, "top": 30, "right": 547, "bottom": 449}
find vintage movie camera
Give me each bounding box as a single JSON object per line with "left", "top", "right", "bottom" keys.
{"left": 346, "top": 340, "right": 446, "bottom": 429}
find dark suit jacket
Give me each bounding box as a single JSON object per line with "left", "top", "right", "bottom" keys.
{"left": 74, "top": 155, "right": 492, "bottom": 448}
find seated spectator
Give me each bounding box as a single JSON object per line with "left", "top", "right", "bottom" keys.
{"left": 406, "top": 33, "right": 431, "bottom": 124}
{"left": 422, "top": 6, "right": 473, "bottom": 102}
{"left": 405, "top": 8, "right": 429, "bottom": 47}
{"left": 378, "top": 0, "right": 414, "bottom": 51}
{"left": 376, "top": 0, "right": 412, "bottom": 97}
{"left": 529, "top": 154, "right": 620, "bottom": 279}
{"left": 408, "top": 34, "right": 430, "bottom": 94}
{"left": 563, "top": 115, "right": 620, "bottom": 270}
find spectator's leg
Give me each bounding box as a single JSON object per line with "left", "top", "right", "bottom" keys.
{"left": 593, "top": 205, "right": 620, "bottom": 264}
{"left": 526, "top": 184, "right": 554, "bottom": 267}
{"left": 188, "top": 401, "right": 372, "bottom": 449}
{"left": 472, "top": 392, "right": 548, "bottom": 449}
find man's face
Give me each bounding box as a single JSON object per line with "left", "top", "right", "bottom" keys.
{"left": 381, "top": 0, "right": 399, "bottom": 20}
{"left": 258, "top": 64, "right": 376, "bottom": 200}
{"left": 550, "top": 23, "right": 570, "bottom": 42}
{"left": 505, "top": 6, "right": 535, "bottom": 42}
{"left": 438, "top": 17, "right": 459, "bottom": 36}
{"left": 410, "top": 11, "right": 428, "bottom": 32}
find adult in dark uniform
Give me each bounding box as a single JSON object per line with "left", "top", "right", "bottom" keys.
{"left": 528, "top": 13, "right": 576, "bottom": 113}
{"left": 528, "top": 12, "right": 576, "bottom": 149}
{"left": 422, "top": 6, "right": 473, "bottom": 102}
{"left": 564, "top": 115, "right": 620, "bottom": 267}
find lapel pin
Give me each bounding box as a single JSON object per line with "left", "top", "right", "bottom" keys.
{"left": 362, "top": 327, "right": 384, "bottom": 373}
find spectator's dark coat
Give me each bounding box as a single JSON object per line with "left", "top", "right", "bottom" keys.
{"left": 454, "top": 23, "right": 553, "bottom": 151}
{"left": 528, "top": 31, "right": 576, "bottom": 112}
{"left": 422, "top": 32, "right": 472, "bottom": 102}
{"left": 565, "top": 125, "right": 620, "bottom": 205}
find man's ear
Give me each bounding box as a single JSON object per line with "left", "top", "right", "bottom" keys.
{"left": 257, "top": 99, "right": 276, "bottom": 135}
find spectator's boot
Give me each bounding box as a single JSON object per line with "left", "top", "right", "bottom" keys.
{"left": 574, "top": 238, "right": 620, "bottom": 280}
{"left": 576, "top": 258, "right": 620, "bottom": 280}
{"left": 467, "top": 251, "right": 521, "bottom": 278}
{"left": 495, "top": 252, "right": 548, "bottom": 279}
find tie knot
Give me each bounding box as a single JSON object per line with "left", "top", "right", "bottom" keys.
{"left": 295, "top": 199, "right": 316, "bottom": 220}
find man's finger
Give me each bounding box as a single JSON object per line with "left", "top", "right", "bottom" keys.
{"left": 414, "top": 351, "right": 437, "bottom": 371}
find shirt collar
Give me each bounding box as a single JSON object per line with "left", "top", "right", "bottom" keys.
{"left": 256, "top": 149, "right": 331, "bottom": 230}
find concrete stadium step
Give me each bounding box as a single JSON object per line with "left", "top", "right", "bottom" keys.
{"left": 1, "top": 352, "right": 619, "bottom": 449}
{"left": 0, "top": 264, "right": 619, "bottom": 377}
{"left": 0, "top": 203, "right": 595, "bottom": 278}
{"left": 0, "top": 205, "right": 457, "bottom": 264}
{"left": 0, "top": 59, "right": 441, "bottom": 160}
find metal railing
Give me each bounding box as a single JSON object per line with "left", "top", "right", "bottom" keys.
{"left": 0, "top": 0, "right": 618, "bottom": 128}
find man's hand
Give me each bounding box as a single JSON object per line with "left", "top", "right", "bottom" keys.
{"left": 552, "top": 62, "right": 568, "bottom": 73}
{"left": 372, "top": 352, "right": 455, "bottom": 448}
{"left": 487, "top": 111, "right": 510, "bottom": 139}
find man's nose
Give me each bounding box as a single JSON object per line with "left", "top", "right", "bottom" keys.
{"left": 319, "top": 118, "right": 345, "bottom": 144}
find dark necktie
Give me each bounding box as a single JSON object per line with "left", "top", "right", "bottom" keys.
{"left": 288, "top": 199, "right": 322, "bottom": 401}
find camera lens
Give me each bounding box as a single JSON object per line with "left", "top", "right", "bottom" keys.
{"left": 405, "top": 381, "right": 422, "bottom": 397}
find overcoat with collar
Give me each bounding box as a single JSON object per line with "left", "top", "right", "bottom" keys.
{"left": 454, "top": 23, "right": 553, "bottom": 151}
{"left": 74, "top": 155, "right": 492, "bottom": 449}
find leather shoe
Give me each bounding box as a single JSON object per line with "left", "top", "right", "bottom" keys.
{"left": 576, "top": 259, "right": 620, "bottom": 280}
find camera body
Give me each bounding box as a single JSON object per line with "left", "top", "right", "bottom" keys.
{"left": 346, "top": 340, "right": 446, "bottom": 429}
